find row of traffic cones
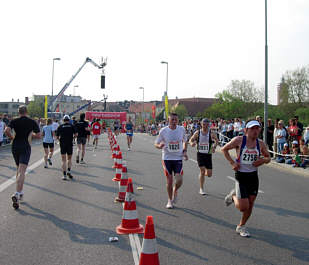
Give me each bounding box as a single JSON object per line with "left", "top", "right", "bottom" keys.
{"left": 107, "top": 129, "right": 160, "bottom": 265}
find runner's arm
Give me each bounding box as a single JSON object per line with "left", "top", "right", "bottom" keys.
{"left": 253, "top": 140, "right": 271, "bottom": 167}
{"left": 221, "top": 136, "right": 242, "bottom": 170}
{"left": 4, "top": 127, "right": 14, "bottom": 140}
{"left": 189, "top": 131, "right": 198, "bottom": 147}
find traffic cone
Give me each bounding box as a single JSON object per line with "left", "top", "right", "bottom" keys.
{"left": 112, "top": 149, "right": 120, "bottom": 169}
{"left": 113, "top": 159, "right": 126, "bottom": 182}
{"left": 116, "top": 178, "right": 144, "bottom": 234}
{"left": 114, "top": 166, "right": 128, "bottom": 202}
{"left": 139, "top": 216, "right": 160, "bottom": 265}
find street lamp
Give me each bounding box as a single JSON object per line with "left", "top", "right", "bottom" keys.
{"left": 161, "top": 61, "right": 169, "bottom": 119}
{"left": 51, "top": 58, "right": 61, "bottom": 97}
{"left": 139, "top": 87, "right": 144, "bottom": 125}
{"left": 263, "top": 0, "right": 268, "bottom": 144}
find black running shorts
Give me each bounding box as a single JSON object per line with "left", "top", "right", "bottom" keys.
{"left": 12, "top": 147, "right": 31, "bottom": 166}
{"left": 235, "top": 171, "right": 259, "bottom": 199}
{"left": 60, "top": 143, "right": 73, "bottom": 155}
{"left": 43, "top": 142, "right": 54, "bottom": 149}
{"left": 197, "top": 153, "right": 213, "bottom": 169}
{"left": 77, "top": 137, "right": 87, "bottom": 145}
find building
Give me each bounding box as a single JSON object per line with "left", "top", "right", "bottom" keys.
{"left": 0, "top": 99, "right": 25, "bottom": 116}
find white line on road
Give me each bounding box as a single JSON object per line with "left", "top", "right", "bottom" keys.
{"left": 129, "top": 234, "right": 140, "bottom": 265}
{"left": 226, "top": 175, "right": 264, "bottom": 193}
{"left": 0, "top": 148, "right": 60, "bottom": 193}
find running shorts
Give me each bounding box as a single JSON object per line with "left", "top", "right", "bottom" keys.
{"left": 93, "top": 134, "right": 99, "bottom": 139}
{"left": 60, "top": 143, "right": 73, "bottom": 155}
{"left": 12, "top": 147, "right": 31, "bottom": 166}
{"left": 197, "top": 153, "right": 212, "bottom": 169}
{"left": 162, "top": 160, "right": 183, "bottom": 176}
{"left": 235, "top": 171, "right": 259, "bottom": 199}
{"left": 43, "top": 142, "right": 54, "bottom": 149}
{"left": 126, "top": 132, "right": 133, "bottom": 136}
{"left": 77, "top": 137, "right": 87, "bottom": 145}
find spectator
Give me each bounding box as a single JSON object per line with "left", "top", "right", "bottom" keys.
{"left": 256, "top": 115, "right": 264, "bottom": 139}
{"left": 288, "top": 118, "right": 299, "bottom": 144}
{"left": 303, "top": 126, "right": 309, "bottom": 145}
{"left": 285, "top": 143, "right": 302, "bottom": 167}
{"left": 275, "top": 120, "right": 287, "bottom": 153}
{"left": 3, "top": 114, "right": 9, "bottom": 126}
{"left": 273, "top": 118, "right": 279, "bottom": 158}
{"left": 276, "top": 143, "right": 290, "bottom": 163}
{"left": 295, "top": 116, "right": 303, "bottom": 143}
{"left": 227, "top": 119, "right": 234, "bottom": 141}
{"left": 266, "top": 118, "right": 274, "bottom": 157}
{"left": 300, "top": 139, "right": 309, "bottom": 168}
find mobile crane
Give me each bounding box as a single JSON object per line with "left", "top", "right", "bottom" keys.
{"left": 48, "top": 57, "right": 107, "bottom": 113}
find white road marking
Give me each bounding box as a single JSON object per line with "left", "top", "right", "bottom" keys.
{"left": 129, "top": 234, "right": 139, "bottom": 265}
{"left": 0, "top": 148, "right": 60, "bottom": 193}
{"left": 134, "top": 234, "right": 142, "bottom": 256}
{"left": 189, "top": 158, "right": 197, "bottom": 163}
{"left": 226, "top": 176, "right": 264, "bottom": 193}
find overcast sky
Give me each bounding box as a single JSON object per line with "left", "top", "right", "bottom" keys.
{"left": 1, "top": 0, "right": 308, "bottom": 105}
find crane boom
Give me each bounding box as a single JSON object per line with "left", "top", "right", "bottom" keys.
{"left": 49, "top": 57, "right": 106, "bottom": 112}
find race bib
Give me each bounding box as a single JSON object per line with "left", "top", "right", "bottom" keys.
{"left": 94, "top": 125, "right": 99, "bottom": 129}
{"left": 240, "top": 150, "right": 258, "bottom": 165}
{"left": 199, "top": 143, "right": 209, "bottom": 153}
{"left": 168, "top": 141, "right": 180, "bottom": 152}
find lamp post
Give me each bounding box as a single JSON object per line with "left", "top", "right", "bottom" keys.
{"left": 139, "top": 87, "right": 144, "bottom": 125}
{"left": 51, "top": 58, "right": 61, "bottom": 97}
{"left": 263, "top": 0, "right": 268, "bottom": 144}
{"left": 161, "top": 61, "right": 168, "bottom": 119}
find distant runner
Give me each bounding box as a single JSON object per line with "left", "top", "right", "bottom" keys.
{"left": 125, "top": 117, "right": 134, "bottom": 151}
{"left": 75, "top": 113, "right": 89, "bottom": 164}
{"left": 189, "top": 118, "right": 218, "bottom": 195}
{"left": 91, "top": 119, "right": 101, "bottom": 149}
{"left": 42, "top": 118, "right": 55, "bottom": 168}
{"left": 154, "top": 113, "right": 188, "bottom": 209}
{"left": 56, "top": 115, "right": 77, "bottom": 180}
{"left": 4, "top": 105, "right": 41, "bottom": 209}
{"left": 222, "top": 120, "right": 270, "bottom": 237}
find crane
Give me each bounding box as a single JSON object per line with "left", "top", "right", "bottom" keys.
{"left": 48, "top": 57, "right": 107, "bottom": 112}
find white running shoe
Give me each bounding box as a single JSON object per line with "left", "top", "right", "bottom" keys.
{"left": 199, "top": 189, "right": 206, "bottom": 195}
{"left": 236, "top": 226, "right": 250, "bottom": 237}
{"left": 166, "top": 201, "right": 174, "bottom": 209}
{"left": 62, "top": 175, "right": 67, "bottom": 180}
{"left": 225, "top": 189, "right": 235, "bottom": 206}
{"left": 80, "top": 160, "right": 86, "bottom": 164}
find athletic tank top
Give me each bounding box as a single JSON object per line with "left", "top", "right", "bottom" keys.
{"left": 237, "top": 136, "right": 260, "bottom": 173}
{"left": 197, "top": 130, "right": 212, "bottom": 154}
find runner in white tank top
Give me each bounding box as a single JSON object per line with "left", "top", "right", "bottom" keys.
{"left": 221, "top": 120, "right": 270, "bottom": 237}
{"left": 189, "top": 118, "right": 218, "bottom": 195}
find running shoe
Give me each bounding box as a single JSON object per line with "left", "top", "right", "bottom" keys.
{"left": 80, "top": 159, "right": 86, "bottom": 164}
{"left": 236, "top": 225, "right": 250, "bottom": 237}
{"left": 19, "top": 193, "right": 24, "bottom": 202}
{"left": 76, "top": 156, "right": 79, "bottom": 164}
{"left": 67, "top": 172, "right": 73, "bottom": 179}
{"left": 48, "top": 158, "right": 52, "bottom": 166}
{"left": 166, "top": 201, "right": 174, "bottom": 209}
{"left": 11, "top": 193, "right": 20, "bottom": 209}
{"left": 44, "top": 164, "right": 48, "bottom": 169}
{"left": 199, "top": 189, "right": 207, "bottom": 196}
{"left": 62, "top": 175, "right": 67, "bottom": 180}
{"left": 225, "top": 189, "right": 235, "bottom": 206}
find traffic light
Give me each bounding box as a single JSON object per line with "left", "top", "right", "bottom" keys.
{"left": 101, "top": 75, "right": 105, "bottom": 89}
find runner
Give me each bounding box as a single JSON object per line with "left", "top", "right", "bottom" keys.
{"left": 56, "top": 115, "right": 77, "bottom": 180}
{"left": 52, "top": 119, "right": 59, "bottom": 144}
{"left": 189, "top": 118, "right": 218, "bottom": 195}
{"left": 221, "top": 120, "right": 270, "bottom": 237}
{"left": 0, "top": 114, "right": 6, "bottom": 147}
{"left": 42, "top": 118, "right": 55, "bottom": 168}
{"left": 113, "top": 120, "right": 120, "bottom": 136}
{"left": 125, "top": 117, "right": 134, "bottom": 151}
{"left": 154, "top": 113, "right": 188, "bottom": 209}
{"left": 91, "top": 118, "right": 101, "bottom": 149}
{"left": 4, "top": 105, "right": 41, "bottom": 209}
{"left": 75, "top": 113, "right": 89, "bottom": 164}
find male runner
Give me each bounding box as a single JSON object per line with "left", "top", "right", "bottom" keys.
{"left": 154, "top": 113, "right": 188, "bottom": 209}
{"left": 56, "top": 115, "right": 77, "bottom": 180}
{"left": 42, "top": 118, "right": 55, "bottom": 168}
{"left": 4, "top": 105, "right": 41, "bottom": 209}
{"left": 125, "top": 117, "right": 134, "bottom": 151}
{"left": 75, "top": 113, "right": 89, "bottom": 164}
{"left": 0, "top": 114, "right": 6, "bottom": 147}
{"left": 189, "top": 118, "right": 218, "bottom": 195}
{"left": 222, "top": 120, "right": 270, "bottom": 237}
{"left": 114, "top": 120, "right": 120, "bottom": 136}
{"left": 91, "top": 119, "right": 101, "bottom": 149}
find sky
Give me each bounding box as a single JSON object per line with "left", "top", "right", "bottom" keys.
{"left": 1, "top": 0, "right": 309, "bottom": 105}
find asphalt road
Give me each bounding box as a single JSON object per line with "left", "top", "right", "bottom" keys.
{"left": 0, "top": 133, "right": 308, "bottom": 265}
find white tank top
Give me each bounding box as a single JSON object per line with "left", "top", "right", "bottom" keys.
{"left": 198, "top": 130, "right": 211, "bottom": 154}
{"left": 237, "top": 136, "right": 260, "bottom": 173}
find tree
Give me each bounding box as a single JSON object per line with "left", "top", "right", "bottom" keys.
{"left": 227, "top": 80, "right": 264, "bottom": 103}
{"left": 295, "top": 107, "right": 309, "bottom": 126}
{"left": 282, "top": 66, "right": 309, "bottom": 103}
{"left": 172, "top": 104, "right": 188, "bottom": 121}
{"left": 27, "top": 98, "right": 44, "bottom": 118}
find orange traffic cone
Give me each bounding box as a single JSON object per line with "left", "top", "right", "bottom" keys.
{"left": 116, "top": 178, "right": 144, "bottom": 234}
{"left": 139, "top": 216, "right": 160, "bottom": 265}
{"left": 115, "top": 163, "right": 128, "bottom": 202}
{"left": 113, "top": 160, "right": 126, "bottom": 182}
{"left": 112, "top": 149, "right": 120, "bottom": 168}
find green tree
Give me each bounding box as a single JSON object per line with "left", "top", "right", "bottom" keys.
{"left": 27, "top": 99, "right": 44, "bottom": 118}
{"left": 172, "top": 104, "right": 188, "bottom": 121}
{"left": 295, "top": 107, "right": 309, "bottom": 126}
{"left": 227, "top": 80, "right": 264, "bottom": 103}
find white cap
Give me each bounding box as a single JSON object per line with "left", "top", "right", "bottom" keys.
{"left": 63, "top": 115, "right": 70, "bottom": 121}
{"left": 292, "top": 140, "right": 298, "bottom": 145}
{"left": 284, "top": 143, "right": 288, "bottom": 147}
{"left": 246, "top": 120, "right": 261, "bottom": 129}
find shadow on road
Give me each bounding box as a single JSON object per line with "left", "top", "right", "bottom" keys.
{"left": 255, "top": 203, "right": 309, "bottom": 219}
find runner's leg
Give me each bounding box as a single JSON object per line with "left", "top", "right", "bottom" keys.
{"left": 16, "top": 163, "right": 27, "bottom": 193}
{"left": 43, "top": 148, "right": 48, "bottom": 166}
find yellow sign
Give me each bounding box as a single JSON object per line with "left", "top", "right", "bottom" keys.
{"left": 44, "top": 96, "right": 48, "bottom": 119}
{"left": 165, "top": 95, "right": 169, "bottom": 118}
